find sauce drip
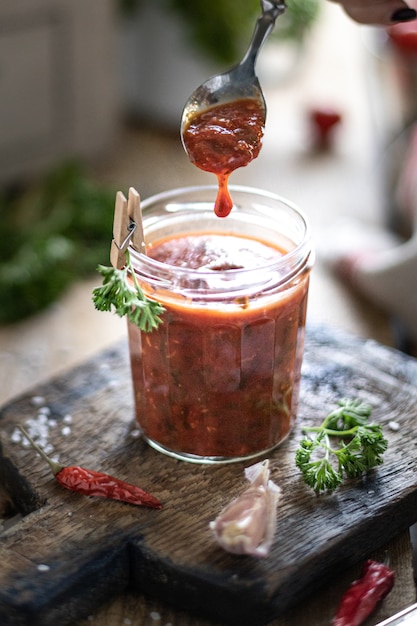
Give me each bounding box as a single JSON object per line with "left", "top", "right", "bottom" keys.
{"left": 182, "top": 98, "right": 265, "bottom": 217}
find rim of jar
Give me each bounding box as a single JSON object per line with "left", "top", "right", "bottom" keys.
{"left": 128, "top": 185, "right": 314, "bottom": 297}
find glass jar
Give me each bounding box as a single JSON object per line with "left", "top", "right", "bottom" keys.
{"left": 127, "top": 185, "right": 314, "bottom": 464}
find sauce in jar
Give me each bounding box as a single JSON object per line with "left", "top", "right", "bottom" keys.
{"left": 182, "top": 98, "right": 265, "bottom": 218}
{"left": 128, "top": 230, "right": 310, "bottom": 461}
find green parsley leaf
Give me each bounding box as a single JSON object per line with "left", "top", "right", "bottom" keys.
{"left": 92, "top": 250, "right": 164, "bottom": 332}
{"left": 295, "top": 398, "right": 388, "bottom": 494}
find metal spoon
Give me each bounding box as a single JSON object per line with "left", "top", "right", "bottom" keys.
{"left": 180, "top": 0, "right": 286, "bottom": 147}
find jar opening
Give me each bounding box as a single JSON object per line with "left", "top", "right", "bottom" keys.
{"left": 129, "top": 185, "right": 313, "bottom": 298}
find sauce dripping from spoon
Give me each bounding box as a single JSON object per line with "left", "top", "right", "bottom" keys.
{"left": 182, "top": 98, "right": 265, "bottom": 217}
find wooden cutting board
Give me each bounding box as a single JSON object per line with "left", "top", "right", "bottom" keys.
{"left": 1, "top": 323, "right": 417, "bottom": 626}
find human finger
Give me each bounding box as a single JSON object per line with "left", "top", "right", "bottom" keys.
{"left": 328, "top": 0, "right": 417, "bottom": 25}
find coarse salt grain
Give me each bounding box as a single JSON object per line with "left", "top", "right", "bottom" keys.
{"left": 388, "top": 420, "right": 400, "bottom": 432}
{"left": 38, "top": 406, "right": 51, "bottom": 416}
{"left": 31, "top": 396, "right": 45, "bottom": 406}
{"left": 10, "top": 429, "right": 22, "bottom": 444}
{"left": 37, "top": 564, "right": 50, "bottom": 572}
{"left": 150, "top": 612, "right": 161, "bottom": 621}
{"left": 61, "top": 426, "right": 71, "bottom": 436}
{"left": 63, "top": 414, "right": 72, "bottom": 424}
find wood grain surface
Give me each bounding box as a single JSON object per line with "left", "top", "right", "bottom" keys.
{"left": 74, "top": 531, "right": 415, "bottom": 626}
{"left": 1, "top": 323, "right": 417, "bottom": 626}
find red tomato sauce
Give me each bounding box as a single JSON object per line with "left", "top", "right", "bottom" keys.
{"left": 128, "top": 233, "right": 309, "bottom": 459}
{"left": 182, "top": 99, "right": 265, "bottom": 218}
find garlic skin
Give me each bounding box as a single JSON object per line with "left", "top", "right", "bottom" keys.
{"left": 209, "top": 460, "right": 281, "bottom": 558}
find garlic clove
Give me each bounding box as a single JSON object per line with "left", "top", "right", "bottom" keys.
{"left": 209, "top": 459, "right": 281, "bottom": 557}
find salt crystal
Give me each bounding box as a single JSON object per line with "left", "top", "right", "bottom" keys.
{"left": 388, "top": 420, "right": 400, "bottom": 432}
{"left": 10, "top": 429, "right": 22, "bottom": 444}
{"left": 149, "top": 612, "right": 161, "bottom": 621}
{"left": 31, "top": 396, "right": 45, "bottom": 406}
{"left": 130, "top": 429, "right": 141, "bottom": 439}
{"left": 37, "top": 564, "right": 50, "bottom": 572}
{"left": 61, "top": 426, "right": 71, "bottom": 437}
{"left": 38, "top": 406, "right": 51, "bottom": 416}
{"left": 63, "top": 414, "right": 72, "bottom": 424}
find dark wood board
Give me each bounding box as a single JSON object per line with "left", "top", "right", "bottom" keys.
{"left": 1, "top": 323, "right": 417, "bottom": 626}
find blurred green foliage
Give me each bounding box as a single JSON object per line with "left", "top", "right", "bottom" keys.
{"left": 276, "top": 0, "right": 321, "bottom": 43}
{"left": 0, "top": 162, "right": 115, "bottom": 324}
{"left": 119, "top": 0, "right": 320, "bottom": 65}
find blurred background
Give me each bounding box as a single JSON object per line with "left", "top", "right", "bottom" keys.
{"left": 1, "top": 0, "right": 416, "bottom": 406}
{"left": 2, "top": 3, "right": 417, "bottom": 619}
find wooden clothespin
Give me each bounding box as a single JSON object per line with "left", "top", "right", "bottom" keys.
{"left": 110, "top": 187, "right": 146, "bottom": 269}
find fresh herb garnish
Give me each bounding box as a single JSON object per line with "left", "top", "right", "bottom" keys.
{"left": 295, "top": 398, "right": 388, "bottom": 494}
{"left": 92, "top": 250, "right": 165, "bottom": 332}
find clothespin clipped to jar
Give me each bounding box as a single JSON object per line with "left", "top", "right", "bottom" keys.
{"left": 110, "top": 187, "right": 146, "bottom": 269}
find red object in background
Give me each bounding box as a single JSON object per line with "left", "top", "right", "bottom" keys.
{"left": 387, "top": 21, "right": 417, "bottom": 54}
{"left": 387, "top": 0, "right": 417, "bottom": 54}
{"left": 309, "top": 107, "right": 342, "bottom": 150}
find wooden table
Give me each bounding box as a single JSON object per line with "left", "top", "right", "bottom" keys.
{"left": 74, "top": 533, "right": 415, "bottom": 626}
{"left": 1, "top": 324, "right": 416, "bottom": 626}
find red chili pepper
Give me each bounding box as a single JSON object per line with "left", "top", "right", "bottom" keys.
{"left": 18, "top": 425, "right": 162, "bottom": 509}
{"left": 332, "top": 559, "right": 395, "bottom": 626}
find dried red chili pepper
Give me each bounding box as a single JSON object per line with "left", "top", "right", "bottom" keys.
{"left": 332, "top": 559, "right": 395, "bottom": 626}
{"left": 18, "top": 425, "right": 162, "bottom": 509}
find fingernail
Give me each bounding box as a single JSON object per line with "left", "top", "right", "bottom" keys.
{"left": 391, "top": 7, "right": 417, "bottom": 22}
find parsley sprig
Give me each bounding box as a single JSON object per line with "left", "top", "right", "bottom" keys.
{"left": 295, "top": 398, "right": 388, "bottom": 494}
{"left": 92, "top": 250, "right": 165, "bottom": 332}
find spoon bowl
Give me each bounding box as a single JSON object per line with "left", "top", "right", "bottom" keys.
{"left": 180, "top": 0, "right": 286, "bottom": 145}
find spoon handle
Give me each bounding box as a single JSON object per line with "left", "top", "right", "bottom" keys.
{"left": 240, "top": 0, "right": 286, "bottom": 74}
